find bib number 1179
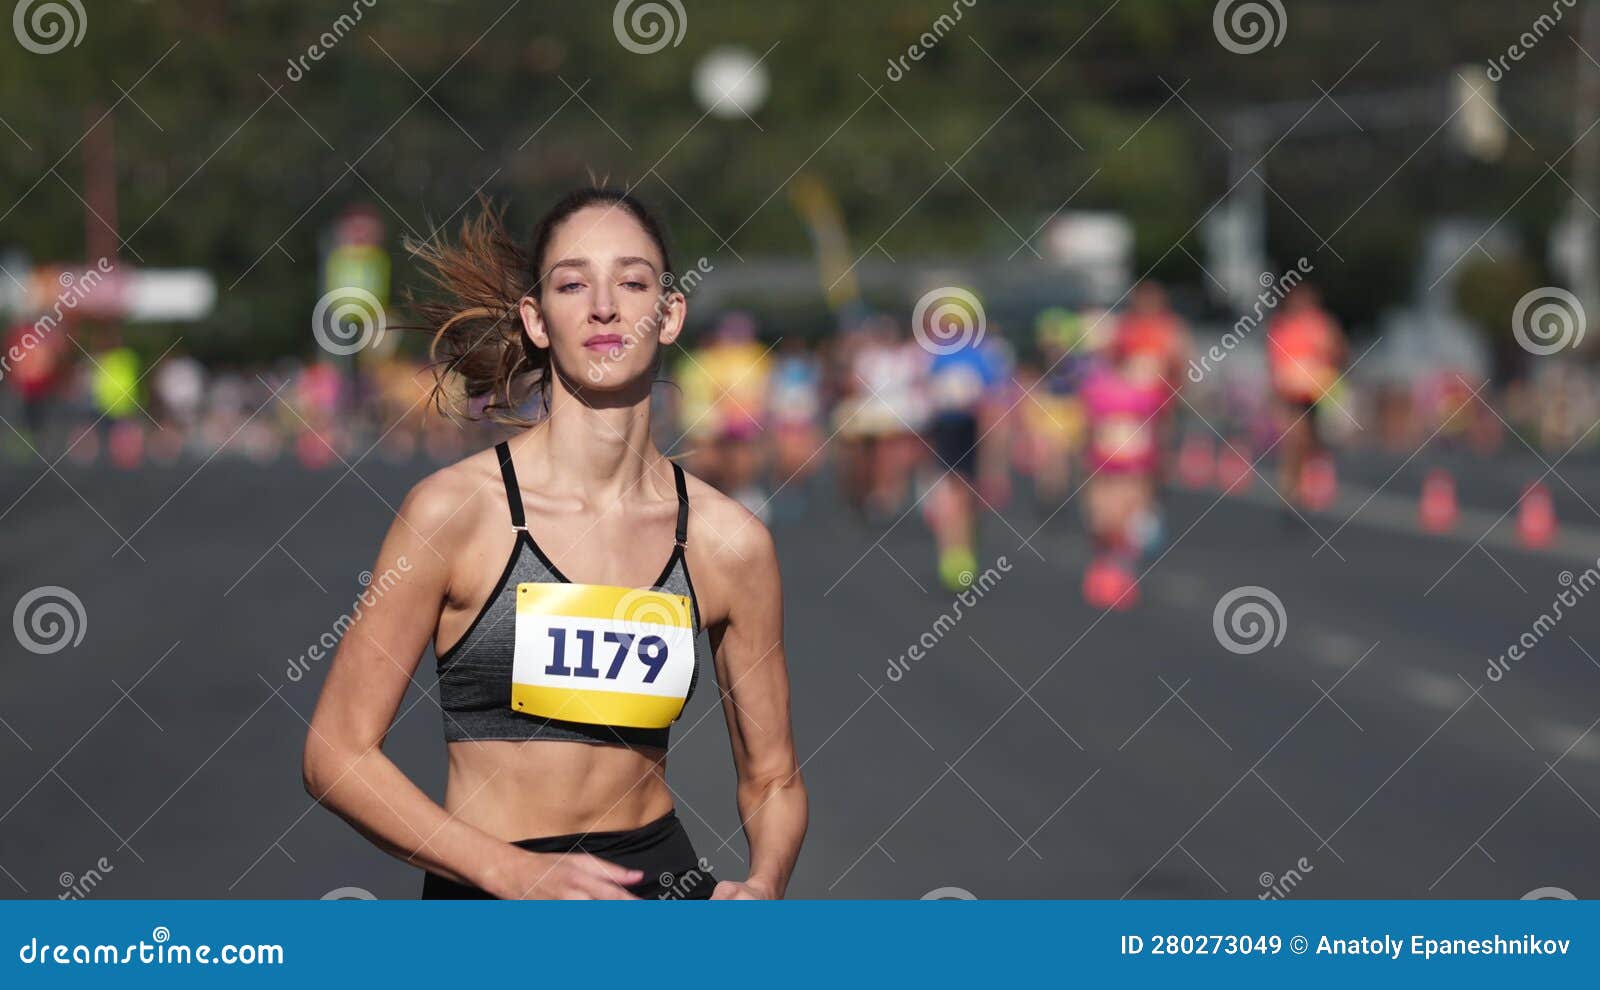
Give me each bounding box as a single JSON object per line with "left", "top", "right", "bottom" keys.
{"left": 543, "top": 627, "right": 669, "bottom": 683}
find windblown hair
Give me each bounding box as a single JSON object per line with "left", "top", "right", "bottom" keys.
{"left": 404, "top": 187, "right": 674, "bottom": 427}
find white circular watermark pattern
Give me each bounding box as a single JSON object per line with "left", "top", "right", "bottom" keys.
{"left": 1212, "top": 0, "right": 1286, "bottom": 55}
{"left": 1521, "top": 886, "right": 1576, "bottom": 900}
{"left": 322, "top": 886, "right": 377, "bottom": 899}
{"left": 912, "top": 287, "right": 986, "bottom": 355}
{"left": 1512, "top": 287, "right": 1585, "bottom": 356}
{"left": 13, "top": 585, "right": 86, "bottom": 655}
{"left": 151, "top": 926, "right": 170, "bottom": 943}
{"left": 921, "top": 886, "right": 977, "bottom": 899}
{"left": 312, "top": 287, "right": 386, "bottom": 355}
{"left": 1212, "top": 585, "right": 1286, "bottom": 655}
{"left": 612, "top": 0, "right": 685, "bottom": 55}
{"left": 13, "top": 0, "right": 85, "bottom": 54}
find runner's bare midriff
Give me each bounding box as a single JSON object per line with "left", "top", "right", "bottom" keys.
{"left": 443, "top": 739, "right": 672, "bottom": 840}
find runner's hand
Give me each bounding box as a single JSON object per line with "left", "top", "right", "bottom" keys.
{"left": 486, "top": 849, "right": 643, "bottom": 900}
{"left": 710, "top": 878, "right": 775, "bottom": 899}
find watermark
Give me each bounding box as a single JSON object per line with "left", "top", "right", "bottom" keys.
{"left": 1258, "top": 856, "right": 1314, "bottom": 900}
{"left": 12, "top": 0, "right": 85, "bottom": 55}
{"left": 658, "top": 857, "right": 715, "bottom": 900}
{"left": 312, "top": 286, "right": 387, "bottom": 355}
{"left": 285, "top": 0, "right": 378, "bottom": 82}
{"left": 886, "top": 556, "right": 1011, "bottom": 683}
{"left": 321, "top": 886, "right": 376, "bottom": 900}
{"left": 613, "top": 0, "right": 685, "bottom": 55}
{"left": 912, "top": 286, "right": 986, "bottom": 355}
{"left": 284, "top": 558, "right": 411, "bottom": 683}
{"left": 13, "top": 585, "right": 86, "bottom": 655}
{"left": 58, "top": 856, "right": 115, "bottom": 901}
{"left": 17, "top": 928, "right": 284, "bottom": 966}
{"left": 1213, "top": 0, "right": 1286, "bottom": 55}
{"left": 583, "top": 257, "right": 714, "bottom": 384}
{"left": 1512, "top": 286, "right": 1584, "bottom": 356}
{"left": 1187, "top": 257, "right": 1312, "bottom": 383}
{"left": 885, "top": 0, "right": 978, "bottom": 82}
{"left": 1212, "top": 585, "right": 1286, "bottom": 655}
{"left": 922, "top": 886, "right": 977, "bottom": 899}
{"left": 1486, "top": 0, "right": 1577, "bottom": 81}
{"left": 1522, "top": 886, "right": 1577, "bottom": 900}
{"left": 1487, "top": 563, "right": 1599, "bottom": 683}
{"left": 0, "top": 258, "right": 115, "bottom": 384}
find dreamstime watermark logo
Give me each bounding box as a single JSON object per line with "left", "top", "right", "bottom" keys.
{"left": 1487, "top": 562, "right": 1600, "bottom": 683}
{"left": 922, "top": 886, "right": 977, "bottom": 899}
{"left": 284, "top": 558, "right": 411, "bottom": 683}
{"left": 1187, "top": 257, "right": 1312, "bottom": 383}
{"left": 13, "top": 585, "right": 86, "bottom": 655}
{"left": 58, "top": 856, "right": 115, "bottom": 900}
{"left": 0, "top": 257, "right": 114, "bottom": 385}
{"left": 584, "top": 258, "right": 714, "bottom": 384}
{"left": 1258, "top": 856, "right": 1313, "bottom": 900}
{"left": 1212, "top": 585, "right": 1286, "bottom": 655}
{"left": 1521, "top": 886, "right": 1577, "bottom": 900}
{"left": 613, "top": 0, "right": 685, "bottom": 55}
{"left": 912, "top": 287, "right": 986, "bottom": 355}
{"left": 1486, "top": 0, "right": 1576, "bottom": 81}
{"left": 284, "top": 0, "right": 377, "bottom": 82}
{"left": 321, "top": 886, "right": 376, "bottom": 900}
{"left": 658, "top": 857, "right": 715, "bottom": 900}
{"left": 1212, "top": 0, "right": 1285, "bottom": 55}
{"left": 312, "top": 286, "right": 386, "bottom": 355}
{"left": 1512, "top": 287, "right": 1584, "bottom": 356}
{"left": 885, "top": 0, "right": 978, "bottom": 82}
{"left": 13, "top": 0, "right": 85, "bottom": 54}
{"left": 886, "top": 556, "right": 1010, "bottom": 683}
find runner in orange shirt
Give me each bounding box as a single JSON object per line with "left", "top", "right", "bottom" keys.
{"left": 1265, "top": 284, "right": 1347, "bottom": 511}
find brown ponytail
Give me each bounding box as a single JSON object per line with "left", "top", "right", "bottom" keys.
{"left": 403, "top": 187, "right": 675, "bottom": 427}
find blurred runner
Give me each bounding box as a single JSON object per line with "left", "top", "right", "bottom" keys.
{"left": 767, "top": 335, "right": 824, "bottom": 518}
{"left": 1080, "top": 329, "right": 1166, "bottom": 609}
{"left": 1266, "top": 284, "right": 1346, "bottom": 513}
{"left": 1020, "top": 307, "right": 1093, "bottom": 508}
{"left": 832, "top": 316, "right": 927, "bottom": 522}
{"left": 150, "top": 349, "right": 206, "bottom": 462}
{"left": 923, "top": 332, "right": 1008, "bottom": 592}
{"left": 91, "top": 337, "right": 144, "bottom": 468}
{"left": 676, "top": 312, "right": 772, "bottom": 519}
{"left": 4, "top": 317, "right": 70, "bottom": 452}
{"left": 1112, "top": 282, "right": 1190, "bottom": 483}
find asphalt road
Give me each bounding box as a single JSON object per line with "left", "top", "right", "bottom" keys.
{"left": 2, "top": 443, "right": 1598, "bottom": 900}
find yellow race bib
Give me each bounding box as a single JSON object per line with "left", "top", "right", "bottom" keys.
{"left": 511, "top": 583, "right": 696, "bottom": 729}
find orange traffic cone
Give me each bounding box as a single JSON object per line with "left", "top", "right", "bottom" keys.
{"left": 1083, "top": 556, "right": 1139, "bottom": 610}
{"left": 108, "top": 420, "right": 144, "bottom": 470}
{"left": 1300, "top": 454, "right": 1337, "bottom": 512}
{"left": 1418, "top": 469, "right": 1458, "bottom": 534}
{"left": 1178, "top": 434, "right": 1213, "bottom": 489}
{"left": 295, "top": 429, "right": 335, "bottom": 469}
{"left": 1518, "top": 482, "right": 1557, "bottom": 549}
{"left": 1217, "top": 442, "right": 1252, "bottom": 495}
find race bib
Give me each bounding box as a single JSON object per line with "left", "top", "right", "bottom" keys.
{"left": 511, "top": 583, "right": 696, "bottom": 730}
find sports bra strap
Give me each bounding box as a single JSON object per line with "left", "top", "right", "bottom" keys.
{"left": 671, "top": 460, "right": 689, "bottom": 548}
{"left": 496, "top": 440, "right": 527, "bottom": 530}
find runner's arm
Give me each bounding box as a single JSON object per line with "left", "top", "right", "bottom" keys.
{"left": 299, "top": 479, "right": 524, "bottom": 890}
{"left": 706, "top": 514, "right": 806, "bottom": 898}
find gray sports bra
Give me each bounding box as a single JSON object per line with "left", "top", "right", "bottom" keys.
{"left": 434, "top": 440, "right": 707, "bottom": 750}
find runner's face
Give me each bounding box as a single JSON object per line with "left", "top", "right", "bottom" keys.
{"left": 520, "top": 204, "right": 684, "bottom": 392}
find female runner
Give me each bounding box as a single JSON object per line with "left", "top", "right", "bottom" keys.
{"left": 302, "top": 188, "right": 807, "bottom": 899}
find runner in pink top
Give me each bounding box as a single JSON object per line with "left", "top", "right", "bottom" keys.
{"left": 1080, "top": 356, "right": 1167, "bottom": 609}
